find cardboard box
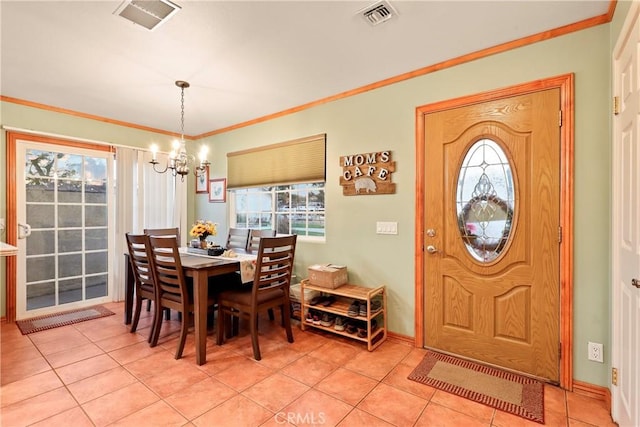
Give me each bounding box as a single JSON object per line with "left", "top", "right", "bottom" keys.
{"left": 307, "top": 264, "right": 348, "bottom": 289}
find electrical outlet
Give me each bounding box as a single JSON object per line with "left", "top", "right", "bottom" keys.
{"left": 588, "top": 341, "right": 604, "bottom": 363}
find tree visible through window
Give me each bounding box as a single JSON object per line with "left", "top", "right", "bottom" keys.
{"left": 231, "top": 183, "right": 325, "bottom": 239}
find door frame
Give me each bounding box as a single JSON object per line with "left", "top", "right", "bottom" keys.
{"left": 5, "top": 131, "right": 114, "bottom": 322}
{"left": 414, "top": 74, "right": 574, "bottom": 390}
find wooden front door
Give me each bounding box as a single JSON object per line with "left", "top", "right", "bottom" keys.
{"left": 423, "top": 88, "right": 561, "bottom": 381}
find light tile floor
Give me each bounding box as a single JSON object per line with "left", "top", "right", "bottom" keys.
{"left": 0, "top": 302, "right": 617, "bottom": 426}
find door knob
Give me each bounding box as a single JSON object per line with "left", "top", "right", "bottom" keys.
{"left": 633, "top": 278, "right": 640, "bottom": 289}
{"left": 426, "top": 245, "right": 438, "bottom": 254}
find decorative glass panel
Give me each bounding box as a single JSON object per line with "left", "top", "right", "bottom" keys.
{"left": 87, "top": 275, "right": 108, "bottom": 298}
{"left": 85, "top": 157, "right": 107, "bottom": 203}
{"left": 59, "top": 278, "right": 83, "bottom": 304}
{"left": 25, "top": 150, "right": 56, "bottom": 178}
{"left": 456, "top": 139, "right": 514, "bottom": 262}
{"left": 59, "top": 230, "right": 83, "bottom": 253}
{"left": 27, "top": 282, "right": 55, "bottom": 310}
{"left": 59, "top": 254, "right": 82, "bottom": 278}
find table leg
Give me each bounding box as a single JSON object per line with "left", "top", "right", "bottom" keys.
{"left": 124, "top": 253, "right": 133, "bottom": 325}
{"left": 193, "top": 270, "right": 209, "bottom": 365}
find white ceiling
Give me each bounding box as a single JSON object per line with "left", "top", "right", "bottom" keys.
{"left": 1, "top": 0, "right": 611, "bottom": 137}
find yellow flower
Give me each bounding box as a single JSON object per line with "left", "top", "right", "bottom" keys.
{"left": 190, "top": 220, "right": 217, "bottom": 239}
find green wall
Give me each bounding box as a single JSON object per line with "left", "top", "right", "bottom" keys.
{"left": 195, "top": 25, "right": 612, "bottom": 387}
{"left": 1, "top": 17, "right": 619, "bottom": 387}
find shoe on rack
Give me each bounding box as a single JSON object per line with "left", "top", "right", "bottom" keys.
{"left": 320, "top": 313, "right": 334, "bottom": 327}
{"left": 370, "top": 299, "right": 382, "bottom": 312}
{"left": 305, "top": 311, "right": 314, "bottom": 323}
{"left": 334, "top": 316, "right": 345, "bottom": 331}
{"left": 345, "top": 322, "right": 357, "bottom": 334}
{"left": 371, "top": 319, "right": 378, "bottom": 332}
{"left": 309, "top": 295, "right": 325, "bottom": 306}
{"left": 357, "top": 326, "right": 367, "bottom": 338}
{"left": 321, "top": 295, "right": 336, "bottom": 307}
{"left": 347, "top": 300, "right": 360, "bottom": 317}
{"left": 359, "top": 303, "right": 368, "bottom": 317}
{"left": 312, "top": 313, "right": 321, "bottom": 325}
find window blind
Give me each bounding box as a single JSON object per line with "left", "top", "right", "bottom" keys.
{"left": 227, "top": 134, "right": 326, "bottom": 189}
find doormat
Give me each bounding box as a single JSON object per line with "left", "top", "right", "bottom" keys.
{"left": 16, "top": 305, "right": 115, "bottom": 335}
{"left": 408, "top": 350, "right": 544, "bottom": 424}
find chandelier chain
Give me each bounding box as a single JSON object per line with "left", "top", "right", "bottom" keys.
{"left": 180, "top": 85, "right": 185, "bottom": 140}
{"left": 148, "top": 79, "right": 209, "bottom": 181}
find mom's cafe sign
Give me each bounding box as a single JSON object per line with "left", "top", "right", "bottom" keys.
{"left": 339, "top": 150, "right": 396, "bottom": 196}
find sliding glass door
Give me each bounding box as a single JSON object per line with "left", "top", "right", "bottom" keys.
{"left": 16, "top": 140, "right": 113, "bottom": 319}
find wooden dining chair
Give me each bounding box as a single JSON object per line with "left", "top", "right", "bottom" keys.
{"left": 246, "top": 229, "right": 277, "bottom": 253}
{"left": 225, "top": 227, "right": 250, "bottom": 251}
{"left": 144, "top": 227, "right": 181, "bottom": 243}
{"left": 216, "top": 235, "right": 297, "bottom": 360}
{"left": 143, "top": 227, "right": 181, "bottom": 313}
{"left": 147, "top": 235, "right": 217, "bottom": 359}
{"left": 125, "top": 233, "right": 158, "bottom": 342}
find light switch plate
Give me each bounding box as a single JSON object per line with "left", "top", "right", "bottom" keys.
{"left": 376, "top": 221, "right": 398, "bottom": 235}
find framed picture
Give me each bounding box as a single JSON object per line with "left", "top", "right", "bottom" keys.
{"left": 209, "top": 178, "right": 227, "bottom": 203}
{"left": 195, "top": 166, "right": 209, "bottom": 193}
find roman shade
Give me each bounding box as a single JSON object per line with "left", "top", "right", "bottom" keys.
{"left": 227, "top": 134, "right": 326, "bottom": 189}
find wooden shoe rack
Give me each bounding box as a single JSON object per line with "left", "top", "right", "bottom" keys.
{"left": 299, "top": 279, "right": 387, "bottom": 351}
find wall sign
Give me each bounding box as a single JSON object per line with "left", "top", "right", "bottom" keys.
{"left": 339, "top": 150, "right": 396, "bottom": 196}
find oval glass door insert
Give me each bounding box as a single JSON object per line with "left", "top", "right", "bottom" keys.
{"left": 456, "top": 138, "right": 514, "bottom": 262}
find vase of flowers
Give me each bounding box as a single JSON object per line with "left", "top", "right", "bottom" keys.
{"left": 190, "top": 220, "right": 217, "bottom": 249}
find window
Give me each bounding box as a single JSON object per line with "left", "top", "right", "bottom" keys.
{"left": 231, "top": 182, "right": 325, "bottom": 240}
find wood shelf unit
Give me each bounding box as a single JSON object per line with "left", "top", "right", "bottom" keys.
{"left": 300, "top": 280, "right": 387, "bottom": 351}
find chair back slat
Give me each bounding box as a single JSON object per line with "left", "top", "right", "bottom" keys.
{"left": 148, "top": 236, "right": 187, "bottom": 301}
{"left": 252, "top": 235, "right": 297, "bottom": 297}
{"left": 226, "top": 227, "right": 250, "bottom": 250}
{"left": 144, "top": 227, "right": 181, "bottom": 244}
{"left": 126, "top": 233, "right": 155, "bottom": 289}
{"left": 246, "top": 229, "right": 277, "bottom": 253}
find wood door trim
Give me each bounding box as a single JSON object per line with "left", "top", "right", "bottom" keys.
{"left": 4, "top": 131, "right": 115, "bottom": 322}
{"left": 414, "top": 73, "right": 574, "bottom": 390}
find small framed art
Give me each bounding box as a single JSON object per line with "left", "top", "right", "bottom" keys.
{"left": 209, "top": 178, "right": 227, "bottom": 203}
{"left": 196, "top": 166, "right": 209, "bottom": 193}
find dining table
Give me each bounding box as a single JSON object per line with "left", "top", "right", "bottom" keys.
{"left": 124, "top": 248, "right": 257, "bottom": 365}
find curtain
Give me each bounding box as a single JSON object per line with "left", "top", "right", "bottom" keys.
{"left": 227, "top": 133, "right": 326, "bottom": 189}
{"left": 112, "top": 147, "right": 186, "bottom": 301}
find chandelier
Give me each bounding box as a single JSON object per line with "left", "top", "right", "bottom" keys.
{"left": 150, "top": 80, "right": 210, "bottom": 181}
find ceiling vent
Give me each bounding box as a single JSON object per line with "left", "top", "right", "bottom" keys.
{"left": 113, "top": 0, "right": 181, "bottom": 31}
{"left": 359, "top": 1, "right": 397, "bottom": 26}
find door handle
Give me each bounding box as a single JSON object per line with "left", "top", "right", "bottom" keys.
{"left": 426, "top": 245, "right": 438, "bottom": 254}
{"left": 633, "top": 278, "right": 640, "bottom": 289}
{"left": 18, "top": 223, "right": 31, "bottom": 239}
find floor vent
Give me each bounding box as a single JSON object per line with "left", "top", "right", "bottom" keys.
{"left": 113, "top": 0, "right": 181, "bottom": 31}
{"left": 359, "top": 1, "right": 397, "bottom": 26}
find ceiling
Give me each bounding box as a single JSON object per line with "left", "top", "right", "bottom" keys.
{"left": 1, "top": 0, "right": 611, "bottom": 137}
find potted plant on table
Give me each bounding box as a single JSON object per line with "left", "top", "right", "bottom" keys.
{"left": 190, "top": 220, "right": 217, "bottom": 249}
